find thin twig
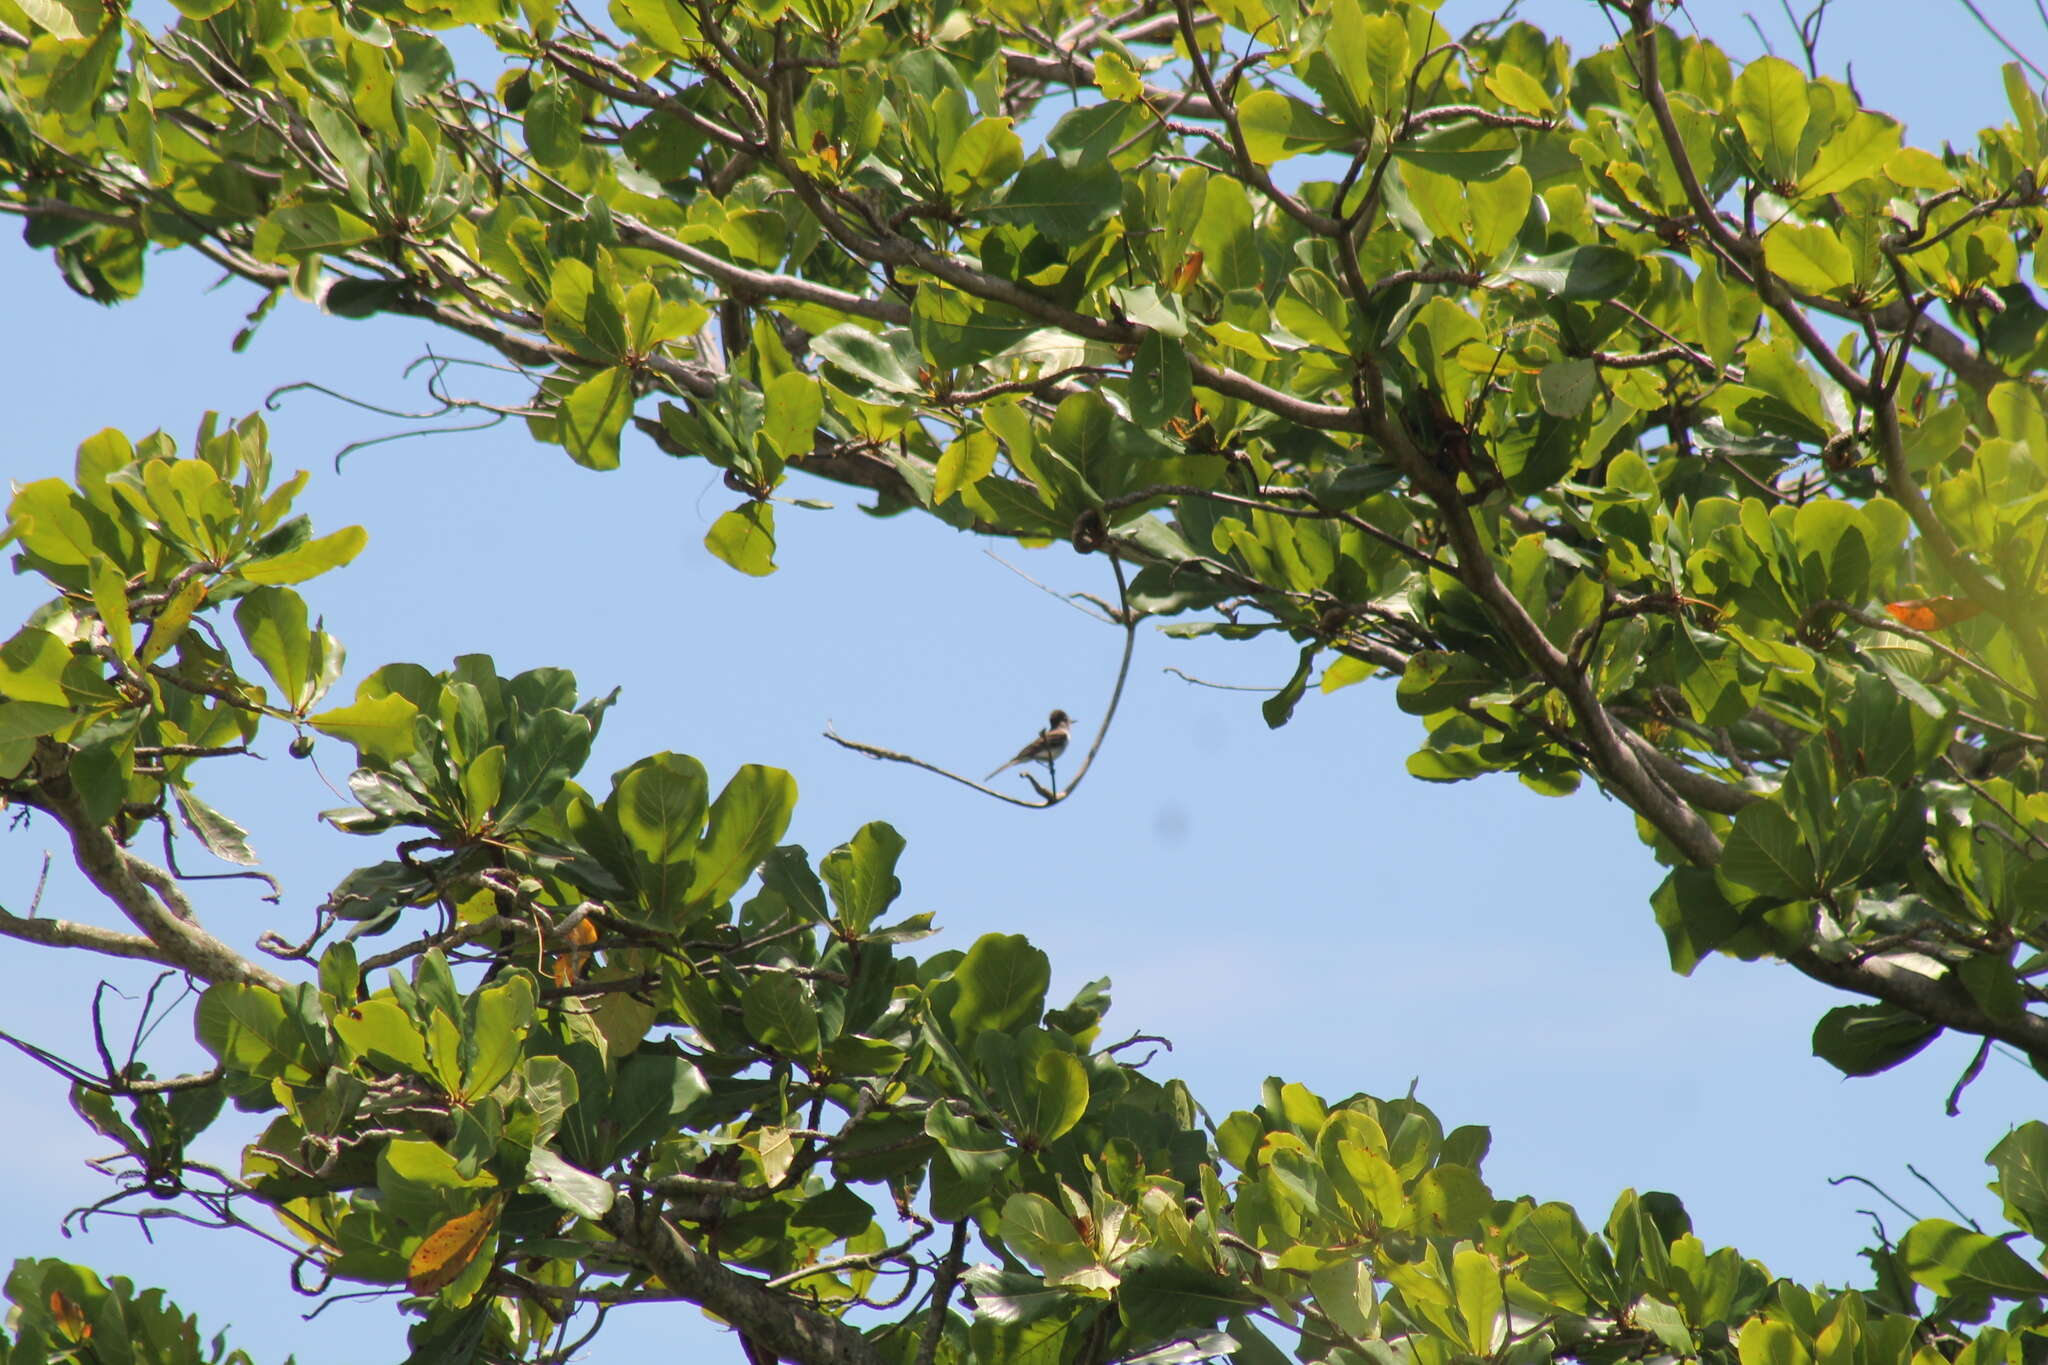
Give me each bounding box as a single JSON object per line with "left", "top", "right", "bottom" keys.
{"left": 824, "top": 548, "right": 1139, "bottom": 809}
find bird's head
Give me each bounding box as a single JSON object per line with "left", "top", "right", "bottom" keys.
{"left": 1048, "top": 709, "right": 1072, "bottom": 728}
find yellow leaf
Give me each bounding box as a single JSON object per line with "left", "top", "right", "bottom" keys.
{"left": 138, "top": 578, "right": 209, "bottom": 665}
{"left": 406, "top": 1195, "right": 504, "bottom": 1296}
{"left": 1095, "top": 46, "right": 1142, "bottom": 102}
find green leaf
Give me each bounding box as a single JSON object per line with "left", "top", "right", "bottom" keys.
{"left": 719, "top": 212, "right": 785, "bottom": 274}
{"left": 1898, "top": 1218, "right": 2048, "bottom": 1298}
{"left": 10, "top": 478, "right": 103, "bottom": 565}
{"left": 1989, "top": 1123, "right": 2048, "bottom": 1236}
{"left": 811, "top": 326, "right": 921, "bottom": 393}
{"left": 935, "top": 429, "right": 998, "bottom": 506}
{"left": 1393, "top": 119, "right": 1521, "bottom": 180}
{"left": 1811, "top": 1003, "right": 1940, "bottom": 1077}
{"left": 704, "top": 502, "right": 777, "bottom": 576}
{"left": 1309, "top": 1259, "right": 1377, "bottom": 1340}
{"left": 998, "top": 1192, "right": 1096, "bottom": 1282}
{"left": 524, "top": 74, "right": 583, "bottom": 167}
{"left": 821, "top": 820, "right": 904, "bottom": 937}
{"left": 610, "top": 1052, "right": 709, "bottom": 1155}
{"left": 0, "top": 628, "right": 74, "bottom": 707}
{"left": 1237, "top": 90, "right": 1347, "bottom": 163}
{"left": 913, "top": 288, "right": 1039, "bottom": 370}
{"left": 943, "top": 116, "right": 1024, "bottom": 196}
{"left": 240, "top": 526, "right": 368, "bottom": 584}
{"left": 523, "top": 1147, "right": 614, "bottom": 1218}
{"left": 494, "top": 706, "right": 590, "bottom": 830}
{"left": 948, "top": 933, "right": 1051, "bottom": 1037}
{"left": 1129, "top": 329, "right": 1192, "bottom": 429}
{"left": 1277, "top": 266, "right": 1356, "bottom": 353}
{"left": 1958, "top": 955, "right": 2024, "bottom": 1024}
{"left": 15, "top": 0, "right": 88, "bottom": 37}
{"left": 1791, "top": 498, "right": 1869, "bottom": 603}
{"left": 761, "top": 372, "right": 823, "bottom": 461}
{"left": 1820, "top": 777, "right": 1898, "bottom": 887}
{"left": 334, "top": 996, "right": 431, "bottom": 1076}
{"left": 89, "top": 559, "right": 133, "bottom": 663}
{"left": 173, "top": 787, "right": 258, "bottom": 865}
{"left": 0, "top": 700, "right": 79, "bottom": 743}
{"left": 309, "top": 692, "right": 422, "bottom": 762}
{"left": 1651, "top": 868, "right": 1747, "bottom": 975}
{"left": 992, "top": 158, "right": 1123, "bottom": 244}
{"left": 1262, "top": 643, "right": 1316, "bottom": 729}
{"left": 762, "top": 845, "right": 830, "bottom": 925}
{"left": 1487, "top": 246, "right": 1636, "bottom": 299}
{"left": 1395, "top": 651, "right": 1499, "bottom": 716}
{"left": 1719, "top": 800, "right": 1816, "bottom": 899}
{"left": 1119, "top": 1259, "right": 1258, "bottom": 1340}
{"left": 1538, "top": 359, "right": 1598, "bottom": 418}
{"left": 463, "top": 972, "right": 535, "bottom": 1098}
{"left": 263, "top": 202, "right": 378, "bottom": 254}
{"left": 1416, "top": 1165, "right": 1494, "bottom": 1238}
{"left": 544, "top": 258, "right": 628, "bottom": 362}
{"left": 613, "top": 0, "right": 697, "bottom": 54}
{"left": 1468, "top": 165, "right": 1533, "bottom": 261}
{"left": 196, "top": 983, "right": 321, "bottom": 1083}
{"left": 1453, "top": 1246, "right": 1504, "bottom": 1352}
{"left": 1486, "top": 63, "right": 1555, "bottom": 116}
{"left": 742, "top": 973, "right": 822, "bottom": 1055}
{"left": 235, "top": 586, "right": 312, "bottom": 709}
{"left": 1762, "top": 223, "right": 1854, "bottom": 294}
{"left": 1733, "top": 56, "right": 1810, "bottom": 183}
{"left": 1799, "top": 110, "right": 1902, "bottom": 197}
{"left": 976, "top": 1029, "right": 1087, "bottom": 1144}
{"left": 686, "top": 763, "right": 798, "bottom": 910}
{"left": 557, "top": 366, "right": 634, "bottom": 471}
{"left": 1739, "top": 1319, "right": 1813, "bottom": 1365}
{"left": 614, "top": 750, "right": 710, "bottom": 894}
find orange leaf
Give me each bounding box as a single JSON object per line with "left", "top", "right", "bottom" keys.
{"left": 49, "top": 1290, "right": 91, "bottom": 1342}
{"left": 1168, "top": 249, "right": 1204, "bottom": 294}
{"left": 1884, "top": 596, "right": 1983, "bottom": 631}
{"left": 406, "top": 1195, "right": 503, "bottom": 1296}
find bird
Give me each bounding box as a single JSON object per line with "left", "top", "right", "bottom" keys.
{"left": 986, "top": 709, "right": 1074, "bottom": 780}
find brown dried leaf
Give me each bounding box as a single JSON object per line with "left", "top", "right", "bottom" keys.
{"left": 406, "top": 1195, "right": 504, "bottom": 1296}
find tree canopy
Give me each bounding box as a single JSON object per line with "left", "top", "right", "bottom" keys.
{"left": 5, "top": 0, "right": 2048, "bottom": 1362}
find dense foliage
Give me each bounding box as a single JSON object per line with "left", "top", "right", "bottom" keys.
{"left": 6, "top": 0, "right": 2048, "bottom": 1361}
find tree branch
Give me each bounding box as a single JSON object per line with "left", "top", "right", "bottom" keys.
{"left": 1786, "top": 945, "right": 2048, "bottom": 1063}
{"left": 27, "top": 747, "right": 284, "bottom": 991}
{"left": 602, "top": 1196, "right": 882, "bottom": 1365}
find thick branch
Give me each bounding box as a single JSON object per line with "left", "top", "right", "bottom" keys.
{"left": 1373, "top": 415, "right": 1726, "bottom": 863}
{"left": 29, "top": 749, "right": 285, "bottom": 991}
{"left": 1620, "top": 731, "right": 1758, "bottom": 815}
{"left": 602, "top": 1196, "right": 881, "bottom": 1365}
{"left": 1786, "top": 946, "right": 2048, "bottom": 1063}
{"left": 0, "top": 904, "right": 177, "bottom": 967}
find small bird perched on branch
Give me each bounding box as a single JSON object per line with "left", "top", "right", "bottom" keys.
{"left": 986, "top": 710, "right": 1073, "bottom": 780}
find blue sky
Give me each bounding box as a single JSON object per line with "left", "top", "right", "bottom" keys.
{"left": 1, "top": 3, "right": 2042, "bottom": 1360}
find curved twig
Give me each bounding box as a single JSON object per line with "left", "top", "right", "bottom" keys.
{"left": 823, "top": 548, "right": 1139, "bottom": 808}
